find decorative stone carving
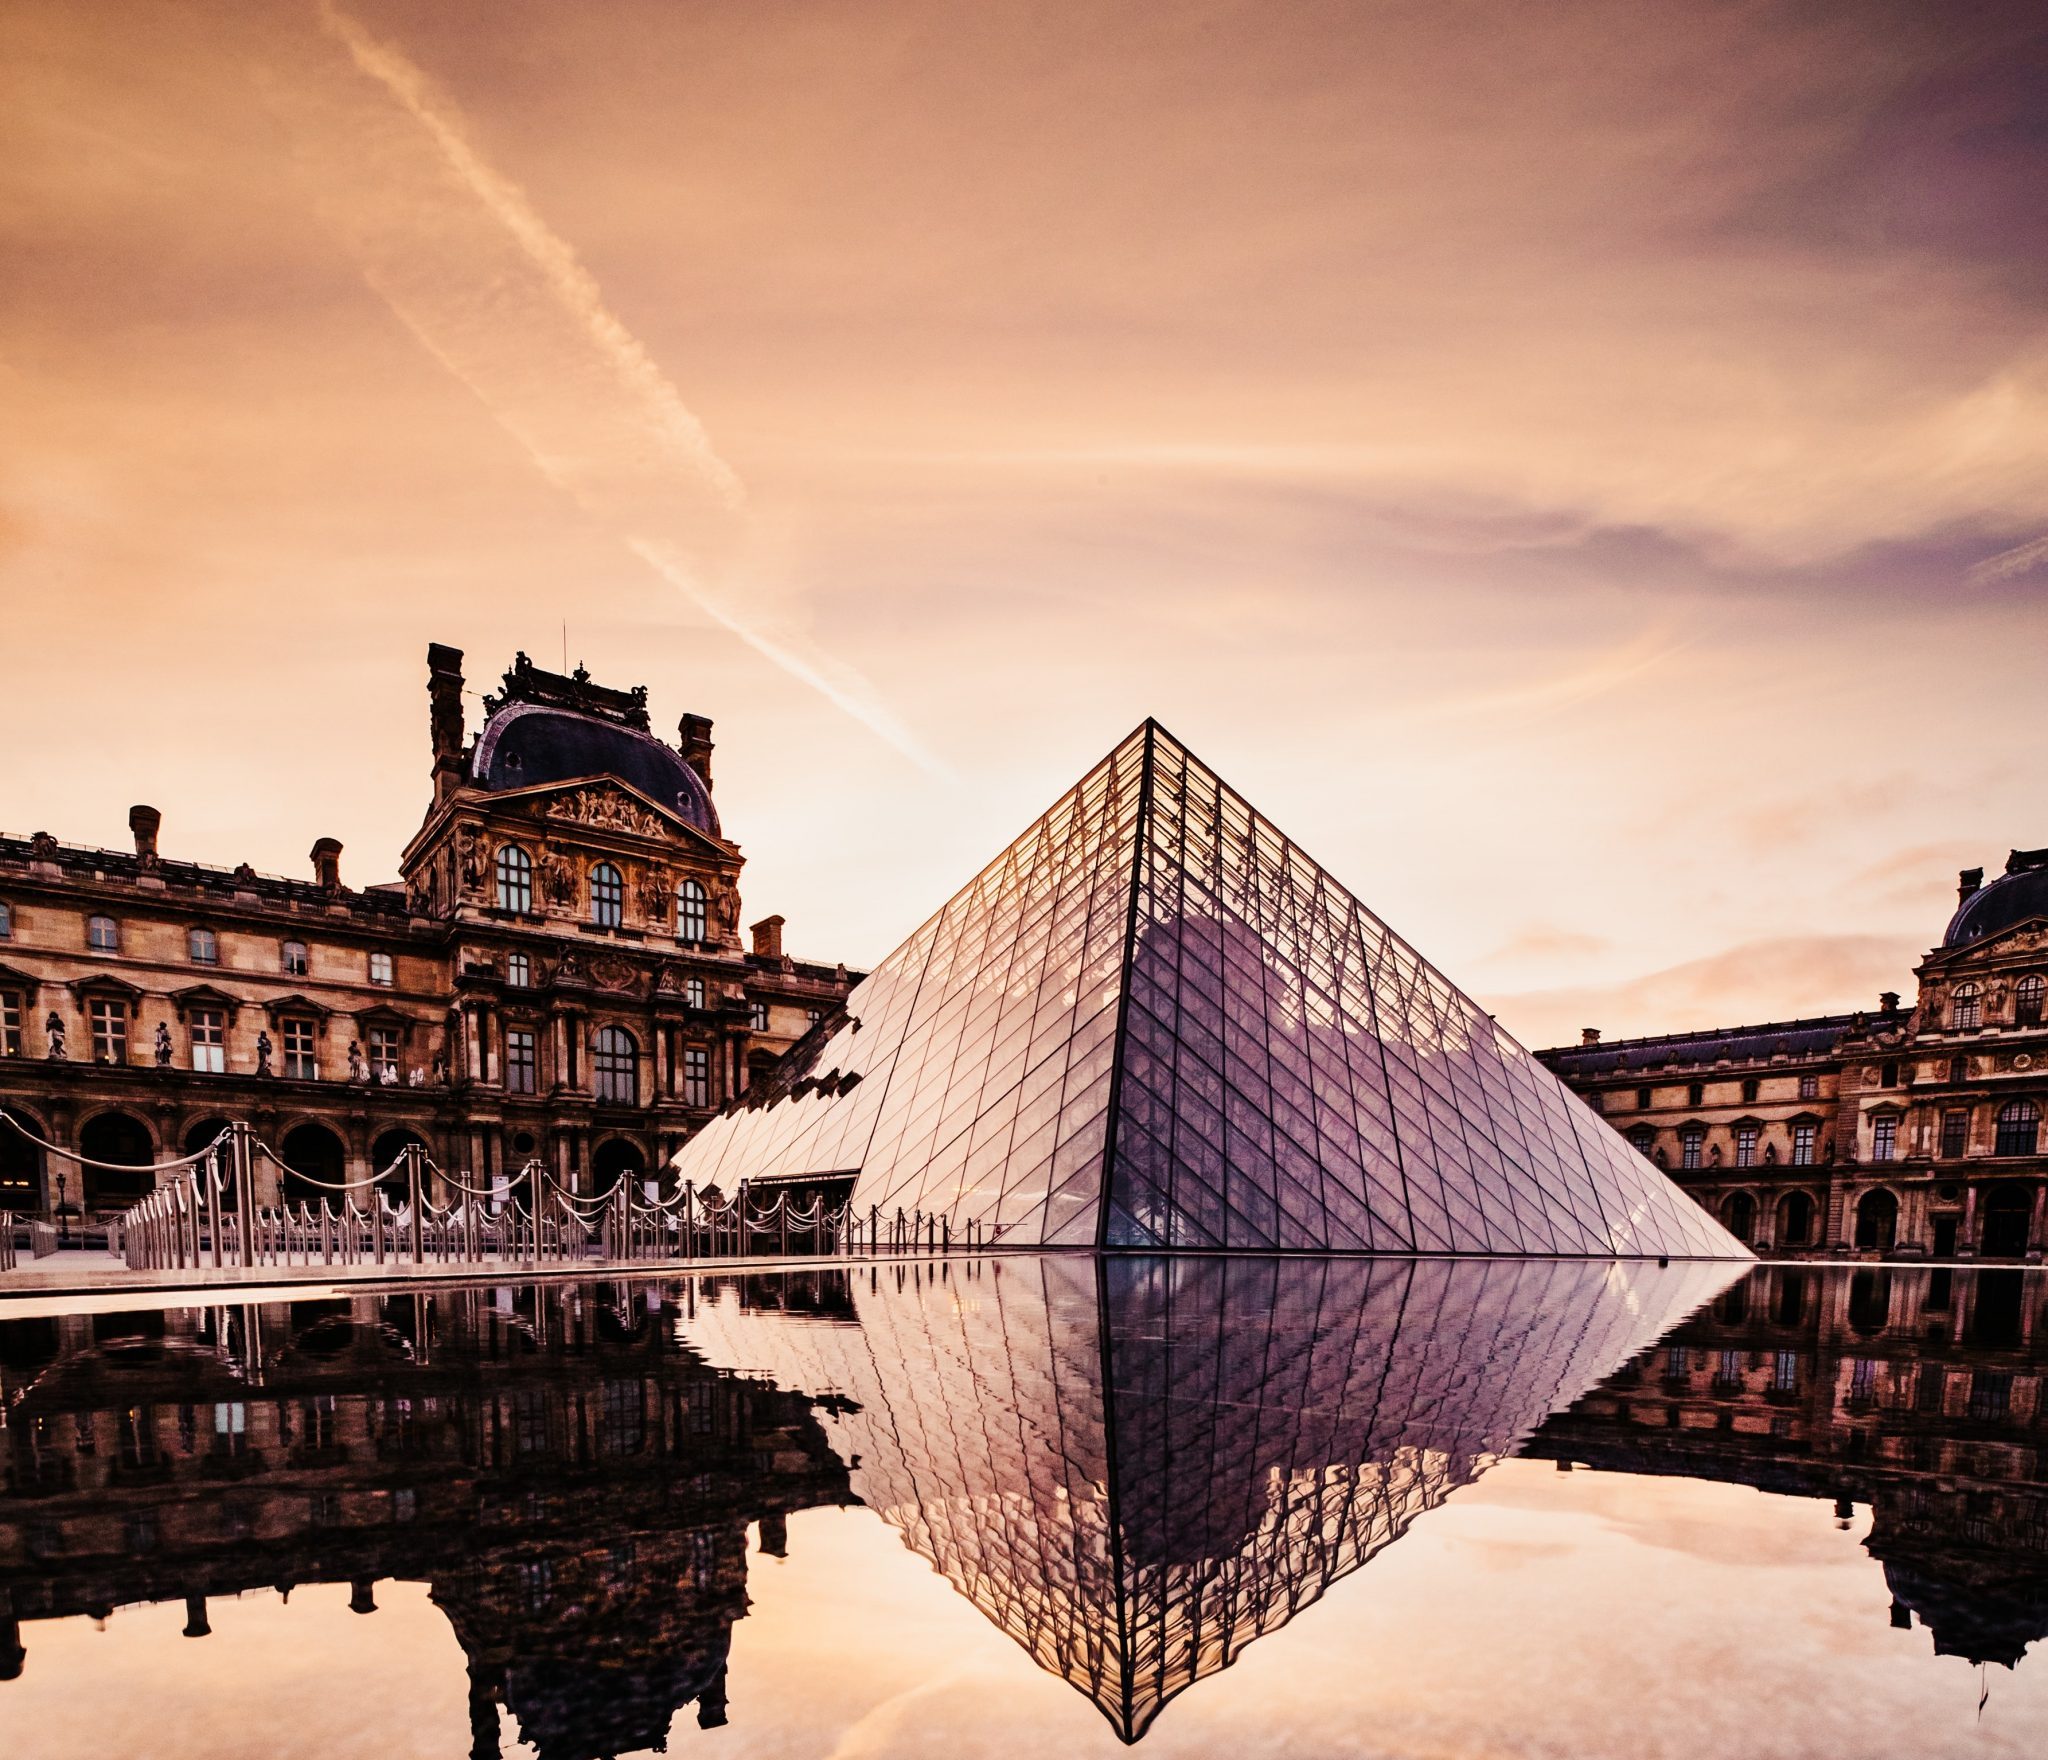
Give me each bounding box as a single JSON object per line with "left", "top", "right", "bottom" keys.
{"left": 44, "top": 1011, "right": 65, "bottom": 1059}
{"left": 348, "top": 1039, "right": 366, "bottom": 1082}
{"left": 540, "top": 847, "right": 576, "bottom": 906}
{"left": 638, "top": 861, "right": 673, "bottom": 920}
{"left": 555, "top": 948, "right": 586, "bottom": 985}
{"left": 458, "top": 824, "right": 491, "bottom": 894}
{"left": 712, "top": 879, "right": 740, "bottom": 941}
{"left": 154, "top": 1023, "right": 173, "bottom": 1066}
{"left": 589, "top": 952, "right": 637, "bottom": 992}
{"left": 655, "top": 964, "right": 684, "bottom": 993}
{"left": 542, "top": 787, "right": 670, "bottom": 838}
{"left": 255, "top": 1030, "right": 273, "bottom": 1076}
{"left": 28, "top": 831, "right": 57, "bottom": 863}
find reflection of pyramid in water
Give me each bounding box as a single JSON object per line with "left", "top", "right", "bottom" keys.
{"left": 690, "top": 1255, "right": 1739, "bottom": 1740}
{"left": 677, "top": 722, "right": 1744, "bottom": 1256}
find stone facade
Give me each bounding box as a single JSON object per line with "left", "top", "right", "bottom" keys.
{"left": 1540, "top": 852, "right": 2048, "bottom": 1261}
{"left": 0, "top": 646, "right": 857, "bottom": 1216}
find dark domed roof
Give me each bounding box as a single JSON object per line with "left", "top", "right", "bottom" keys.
{"left": 473, "top": 703, "right": 719, "bottom": 836}
{"left": 1945, "top": 851, "right": 2048, "bottom": 948}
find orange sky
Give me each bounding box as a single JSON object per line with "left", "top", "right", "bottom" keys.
{"left": 4, "top": 0, "right": 2046, "bottom": 1047}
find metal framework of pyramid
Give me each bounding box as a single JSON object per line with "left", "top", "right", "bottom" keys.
{"left": 673, "top": 721, "right": 1748, "bottom": 1258}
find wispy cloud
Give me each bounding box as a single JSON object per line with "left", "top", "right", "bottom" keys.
{"left": 288, "top": 4, "right": 940, "bottom": 771}
{"left": 1966, "top": 533, "right": 2048, "bottom": 586}
{"left": 1413, "top": 627, "right": 1686, "bottom": 724}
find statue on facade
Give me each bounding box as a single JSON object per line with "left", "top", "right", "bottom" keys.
{"left": 408, "top": 869, "right": 434, "bottom": 916}
{"left": 29, "top": 831, "right": 58, "bottom": 863}
{"left": 255, "top": 1029, "right": 273, "bottom": 1076}
{"left": 541, "top": 848, "right": 575, "bottom": 905}
{"left": 347, "top": 1039, "right": 366, "bottom": 1082}
{"left": 639, "top": 862, "right": 673, "bottom": 920}
{"left": 154, "top": 1022, "right": 173, "bottom": 1066}
{"left": 713, "top": 879, "right": 740, "bottom": 942}
{"left": 458, "top": 824, "right": 490, "bottom": 893}
{"left": 44, "top": 1011, "right": 66, "bottom": 1059}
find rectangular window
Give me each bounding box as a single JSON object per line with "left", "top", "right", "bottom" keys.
{"left": 0, "top": 991, "right": 20, "bottom": 1057}
{"left": 282, "top": 1018, "right": 318, "bottom": 1081}
{"left": 1680, "top": 1130, "right": 1704, "bottom": 1171}
{"left": 1773, "top": 1350, "right": 1799, "bottom": 1393}
{"left": 1664, "top": 1346, "right": 1690, "bottom": 1378}
{"left": 1798, "top": 1073, "right": 1819, "bottom": 1101}
{"left": 1791, "top": 1122, "right": 1817, "bottom": 1165}
{"left": 1871, "top": 1116, "right": 1898, "bottom": 1163}
{"left": 506, "top": 1028, "right": 537, "bottom": 1095}
{"left": 369, "top": 951, "right": 394, "bottom": 987}
{"left": 807, "top": 1008, "right": 823, "bottom": 1028}
{"left": 281, "top": 941, "right": 309, "bottom": 976}
{"left": 683, "top": 1046, "right": 709, "bottom": 1108}
{"left": 190, "top": 1008, "right": 225, "bottom": 1074}
{"left": 1849, "top": 1358, "right": 1878, "bottom": 1403}
{"left": 88, "top": 998, "right": 127, "bottom": 1064}
{"left": 507, "top": 952, "right": 531, "bottom": 988}
{"left": 750, "top": 999, "right": 769, "bottom": 1033}
{"left": 367, "top": 1027, "right": 400, "bottom": 1081}
{"left": 87, "top": 915, "right": 119, "bottom": 951}
{"left": 1941, "top": 1109, "right": 1970, "bottom": 1159}
{"left": 1735, "top": 1126, "right": 1759, "bottom": 1167}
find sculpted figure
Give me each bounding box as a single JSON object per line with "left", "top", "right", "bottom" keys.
{"left": 347, "top": 1039, "right": 366, "bottom": 1082}
{"left": 713, "top": 880, "right": 740, "bottom": 940}
{"left": 44, "top": 1011, "right": 66, "bottom": 1059}
{"left": 29, "top": 831, "right": 57, "bottom": 863}
{"left": 255, "top": 1029, "right": 273, "bottom": 1076}
{"left": 155, "top": 1022, "right": 173, "bottom": 1066}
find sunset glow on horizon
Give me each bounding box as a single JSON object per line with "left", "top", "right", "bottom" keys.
{"left": 6, "top": 0, "right": 2046, "bottom": 1049}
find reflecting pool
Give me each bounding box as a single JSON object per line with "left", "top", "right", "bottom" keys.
{"left": 4, "top": 1259, "right": 2047, "bottom": 1757}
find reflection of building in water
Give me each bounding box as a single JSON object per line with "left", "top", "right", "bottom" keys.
{"left": 687, "top": 1253, "right": 1735, "bottom": 1740}
{"left": 0, "top": 1283, "right": 853, "bottom": 1758}
{"left": 1530, "top": 1264, "right": 2048, "bottom": 1669}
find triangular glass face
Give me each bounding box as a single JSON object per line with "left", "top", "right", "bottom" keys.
{"left": 672, "top": 721, "right": 1747, "bottom": 1260}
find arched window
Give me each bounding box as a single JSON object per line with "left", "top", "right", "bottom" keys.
{"left": 1952, "top": 984, "right": 1982, "bottom": 1030}
{"left": 677, "top": 878, "right": 708, "bottom": 944}
{"left": 87, "top": 915, "right": 119, "bottom": 952}
{"left": 1853, "top": 1189, "right": 1898, "bottom": 1253}
{"left": 1949, "top": 1054, "right": 1970, "bottom": 1085}
{"left": 188, "top": 926, "right": 218, "bottom": 965}
{"left": 1720, "top": 1191, "right": 1755, "bottom": 1243}
{"left": 2017, "top": 974, "right": 2046, "bottom": 1027}
{"left": 496, "top": 845, "right": 533, "bottom": 913}
{"left": 1995, "top": 1099, "right": 2040, "bottom": 1157}
{"left": 1778, "top": 1189, "right": 1815, "bottom": 1246}
{"left": 280, "top": 939, "right": 309, "bottom": 976}
{"left": 592, "top": 1026, "right": 638, "bottom": 1104}
{"left": 590, "top": 863, "right": 624, "bottom": 929}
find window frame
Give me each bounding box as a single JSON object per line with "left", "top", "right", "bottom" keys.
{"left": 87, "top": 914, "right": 120, "bottom": 953}
{"left": 683, "top": 1044, "right": 710, "bottom": 1108}
{"left": 505, "top": 1027, "right": 538, "bottom": 1095}
{"left": 676, "top": 878, "right": 708, "bottom": 944}
{"left": 190, "top": 1007, "right": 226, "bottom": 1074}
{"left": 506, "top": 951, "right": 531, "bottom": 988}
{"left": 592, "top": 1025, "right": 638, "bottom": 1105}
{"left": 1870, "top": 1114, "right": 1898, "bottom": 1163}
{"left": 368, "top": 950, "right": 395, "bottom": 988}
{"left": 589, "top": 862, "right": 624, "bottom": 929}
{"left": 1952, "top": 984, "right": 1982, "bottom": 1030}
{"left": 749, "top": 999, "right": 770, "bottom": 1033}
{"left": 1994, "top": 1099, "right": 2040, "bottom": 1158}
{"left": 495, "top": 844, "right": 534, "bottom": 914}
{"left": 187, "top": 926, "right": 219, "bottom": 966}
{"left": 1791, "top": 1121, "right": 1818, "bottom": 1166}
{"left": 281, "top": 1016, "right": 319, "bottom": 1081}
{"left": 87, "top": 997, "right": 128, "bottom": 1064}
{"left": 280, "top": 939, "right": 310, "bottom": 977}
{"left": 1679, "top": 1125, "right": 1705, "bottom": 1171}
{"left": 2018, "top": 973, "right": 2046, "bottom": 1027}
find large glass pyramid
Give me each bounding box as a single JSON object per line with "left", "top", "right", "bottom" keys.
{"left": 673, "top": 721, "right": 1747, "bottom": 1258}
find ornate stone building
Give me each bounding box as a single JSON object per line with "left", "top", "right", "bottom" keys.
{"left": 0, "top": 646, "right": 857, "bottom": 1216}
{"left": 1540, "top": 851, "right": 2048, "bottom": 1262}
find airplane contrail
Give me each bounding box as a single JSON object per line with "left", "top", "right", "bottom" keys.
{"left": 1965, "top": 532, "right": 2048, "bottom": 586}
{"left": 285, "top": 2, "right": 940, "bottom": 771}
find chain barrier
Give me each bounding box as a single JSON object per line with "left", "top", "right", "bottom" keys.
{"left": 6, "top": 1115, "right": 990, "bottom": 1278}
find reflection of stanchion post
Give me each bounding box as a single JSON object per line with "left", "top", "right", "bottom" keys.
{"left": 682, "top": 1180, "right": 695, "bottom": 1260}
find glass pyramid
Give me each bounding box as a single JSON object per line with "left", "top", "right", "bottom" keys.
{"left": 687, "top": 1253, "right": 1742, "bottom": 1740}
{"left": 673, "top": 721, "right": 1747, "bottom": 1258}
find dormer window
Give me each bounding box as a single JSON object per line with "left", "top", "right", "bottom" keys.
{"left": 281, "top": 940, "right": 310, "bottom": 977}
{"left": 495, "top": 845, "right": 533, "bottom": 913}
{"left": 677, "top": 878, "right": 707, "bottom": 944}
{"left": 87, "top": 915, "right": 119, "bottom": 952}
{"left": 590, "top": 863, "right": 623, "bottom": 929}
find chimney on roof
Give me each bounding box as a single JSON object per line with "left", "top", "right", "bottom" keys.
{"left": 1580, "top": 1027, "right": 1601, "bottom": 1046}
{"left": 750, "top": 915, "right": 784, "bottom": 961}
{"left": 677, "top": 713, "right": 715, "bottom": 792}
{"left": 128, "top": 804, "right": 161, "bottom": 870}
{"left": 1958, "top": 866, "right": 1983, "bottom": 903}
{"left": 428, "top": 643, "right": 466, "bottom": 807}
{"left": 311, "top": 837, "right": 343, "bottom": 892}
{"left": 1880, "top": 991, "right": 1900, "bottom": 1014}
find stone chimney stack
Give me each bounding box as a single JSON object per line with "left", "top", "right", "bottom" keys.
{"left": 677, "top": 713, "right": 715, "bottom": 792}
{"left": 311, "top": 837, "right": 343, "bottom": 892}
{"left": 428, "top": 643, "right": 467, "bottom": 808}
{"left": 750, "top": 915, "right": 785, "bottom": 961}
{"left": 1958, "top": 866, "right": 1984, "bottom": 903}
{"left": 128, "top": 804, "right": 162, "bottom": 870}
{"left": 1580, "top": 1027, "right": 1601, "bottom": 1046}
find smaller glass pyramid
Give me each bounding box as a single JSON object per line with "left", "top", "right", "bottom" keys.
{"left": 672, "top": 722, "right": 1749, "bottom": 1259}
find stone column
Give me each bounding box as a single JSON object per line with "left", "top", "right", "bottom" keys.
{"left": 2028, "top": 1183, "right": 2047, "bottom": 1264}
{"left": 1960, "top": 1183, "right": 1980, "bottom": 1258}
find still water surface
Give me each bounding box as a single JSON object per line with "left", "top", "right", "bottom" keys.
{"left": 3, "top": 1257, "right": 2045, "bottom": 1758}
